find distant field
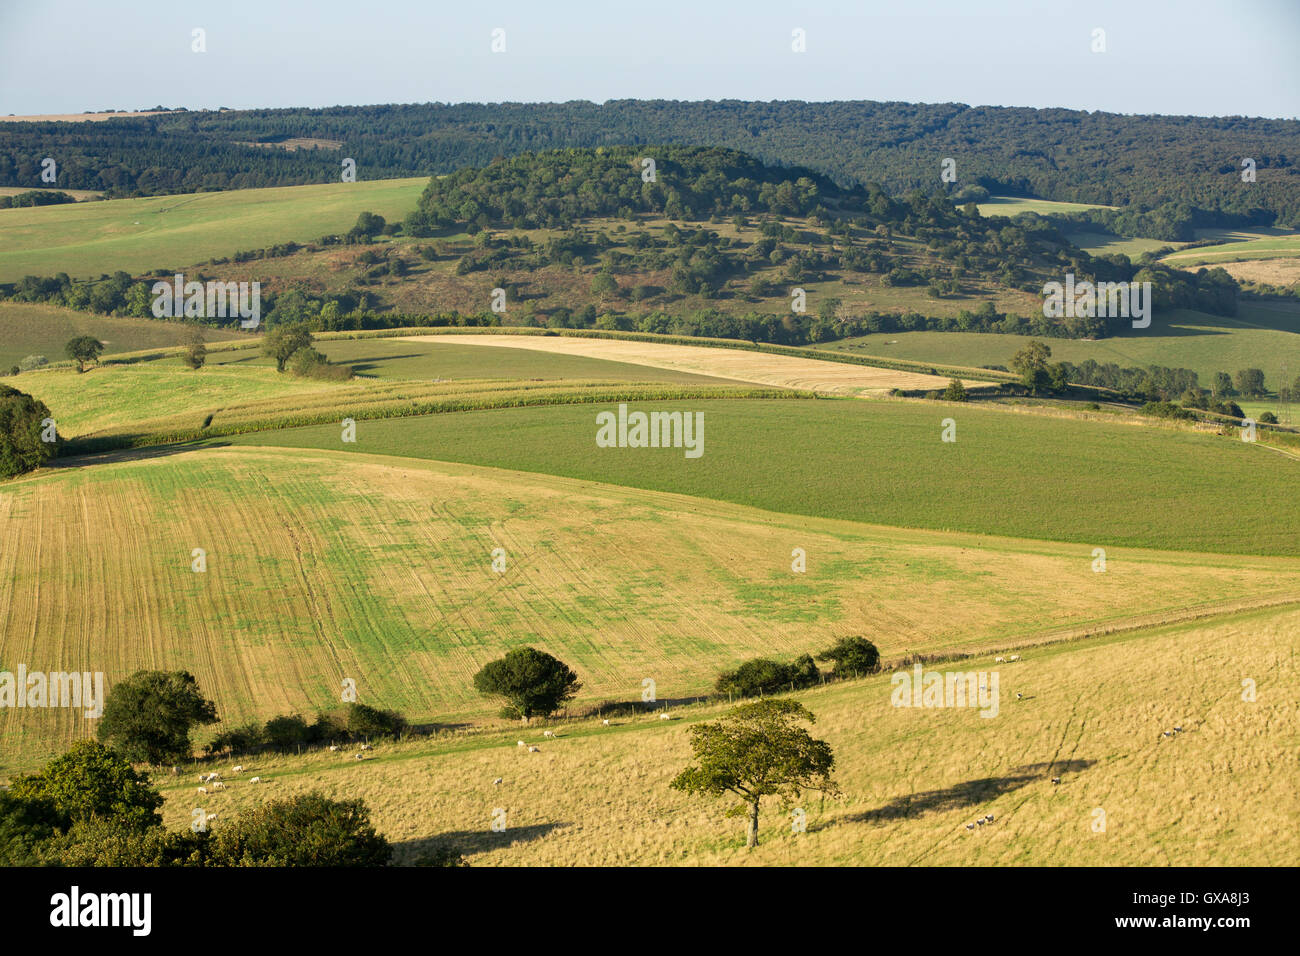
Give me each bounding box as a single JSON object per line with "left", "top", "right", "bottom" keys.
{"left": 976, "top": 196, "right": 1115, "bottom": 217}
{"left": 1063, "top": 231, "right": 1182, "bottom": 259}
{"left": 822, "top": 298, "right": 1300, "bottom": 385}
{"left": 0, "top": 110, "right": 167, "bottom": 123}
{"left": 1161, "top": 234, "right": 1300, "bottom": 267}
{"left": 3, "top": 446, "right": 1297, "bottom": 773}
{"left": 0, "top": 301, "right": 246, "bottom": 369}
{"left": 0, "top": 178, "right": 425, "bottom": 281}
{"left": 228, "top": 397, "right": 1300, "bottom": 555}
{"left": 396, "top": 333, "right": 988, "bottom": 394}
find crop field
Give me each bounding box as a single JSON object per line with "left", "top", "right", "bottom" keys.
{"left": 3, "top": 444, "right": 1298, "bottom": 774}
{"left": 0, "top": 301, "right": 247, "bottom": 369}
{"left": 0, "top": 178, "right": 426, "bottom": 281}
{"left": 823, "top": 299, "right": 1300, "bottom": 385}
{"left": 225, "top": 396, "right": 1300, "bottom": 555}
{"left": 146, "top": 602, "right": 1300, "bottom": 866}
{"left": 394, "top": 333, "right": 989, "bottom": 394}
{"left": 1160, "top": 234, "right": 1300, "bottom": 268}
{"left": 975, "top": 196, "right": 1115, "bottom": 217}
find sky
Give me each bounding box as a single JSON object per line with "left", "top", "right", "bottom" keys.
{"left": 1, "top": 0, "right": 1297, "bottom": 119}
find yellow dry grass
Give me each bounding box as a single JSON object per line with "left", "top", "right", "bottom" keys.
{"left": 396, "top": 333, "right": 988, "bottom": 395}
{"left": 151, "top": 605, "right": 1300, "bottom": 866}
{"left": 1218, "top": 258, "right": 1300, "bottom": 287}
{"left": 2, "top": 445, "right": 1298, "bottom": 772}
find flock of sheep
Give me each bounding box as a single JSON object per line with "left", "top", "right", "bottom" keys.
{"left": 196, "top": 765, "right": 261, "bottom": 794}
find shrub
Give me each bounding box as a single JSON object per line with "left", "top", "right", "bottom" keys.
{"left": 1258, "top": 411, "right": 1278, "bottom": 424}
{"left": 816, "top": 636, "right": 881, "bottom": 677}
{"left": 211, "top": 792, "right": 391, "bottom": 866}
{"left": 715, "top": 654, "right": 821, "bottom": 698}
{"left": 0, "top": 384, "right": 56, "bottom": 479}
{"left": 346, "top": 702, "right": 407, "bottom": 739}
{"left": 291, "top": 346, "right": 355, "bottom": 381}
{"left": 17, "top": 355, "right": 48, "bottom": 372}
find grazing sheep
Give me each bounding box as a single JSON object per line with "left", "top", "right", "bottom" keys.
{"left": 197, "top": 787, "right": 208, "bottom": 794}
{"left": 249, "top": 777, "right": 262, "bottom": 784}
{"left": 1009, "top": 655, "right": 1021, "bottom": 662}
{"left": 976, "top": 819, "right": 985, "bottom": 826}
{"left": 543, "top": 730, "right": 555, "bottom": 738}
{"left": 1051, "top": 777, "right": 1061, "bottom": 785}
{"left": 516, "top": 740, "right": 526, "bottom": 748}
{"left": 528, "top": 746, "right": 539, "bottom": 753}
{"left": 602, "top": 719, "right": 610, "bottom": 726}
{"left": 1173, "top": 726, "right": 1183, "bottom": 733}
{"left": 995, "top": 657, "right": 1005, "bottom": 663}
{"left": 1015, "top": 693, "right": 1023, "bottom": 701}
{"left": 328, "top": 745, "right": 339, "bottom": 752}
{"left": 659, "top": 713, "right": 671, "bottom": 720}
{"left": 1162, "top": 731, "right": 1173, "bottom": 738}
{"left": 359, "top": 743, "right": 372, "bottom": 751}
{"left": 965, "top": 823, "right": 975, "bottom": 830}
{"left": 354, "top": 753, "right": 365, "bottom": 760}
{"left": 232, "top": 765, "right": 244, "bottom": 773}
{"left": 493, "top": 778, "right": 503, "bottom": 786}
{"left": 212, "top": 781, "right": 226, "bottom": 790}
{"left": 984, "top": 814, "right": 994, "bottom": 822}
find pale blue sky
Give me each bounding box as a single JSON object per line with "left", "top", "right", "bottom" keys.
{"left": 1, "top": 0, "right": 1297, "bottom": 118}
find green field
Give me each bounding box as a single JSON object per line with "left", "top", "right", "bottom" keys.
{"left": 1063, "top": 230, "right": 1182, "bottom": 259}
{"left": 976, "top": 196, "right": 1115, "bottom": 218}
{"left": 0, "top": 301, "right": 247, "bottom": 369}
{"left": 0, "top": 178, "right": 425, "bottom": 281}
{"left": 226, "top": 397, "right": 1300, "bottom": 555}
{"left": 823, "top": 298, "right": 1300, "bottom": 385}
{"left": 1161, "top": 234, "right": 1300, "bottom": 267}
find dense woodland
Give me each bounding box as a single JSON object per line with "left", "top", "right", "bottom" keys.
{"left": 2, "top": 101, "right": 1297, "bottom": 236}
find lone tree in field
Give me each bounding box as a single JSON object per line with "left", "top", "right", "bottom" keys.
{"left": 261, "top": 322, "right": 313, "bottom": 372}
{"left": 671, "top": 699, "right": 837, "bottom": 848}
{"left": 816, "top": 635, "right": 881, "bottom": 678}
{"left": 472, "top": 647, "right": 581, "bottom": 724}
{"left": 941, "top": 378, "right": 968, "bottom": 402}
{"left": 97, "top": 670, "right": 219, "bottom": 764}
{"left": 0, "top": 384, "right": 55, "bottom": 479}
{"left": 64, "top": 336, "right": 104, "bottom": 373}
{"left": 182, "top": 326, "right": 206, "bottom": 370}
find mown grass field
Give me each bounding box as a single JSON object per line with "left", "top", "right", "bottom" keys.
{"left": 823, "top": 298, "right": 1300, "bottom": 385}
{"left": 146, "top": 603, "right": 1299, "bottom": 866}
{"left": 0, "top": 301, "right": 247, "bottom": 370}
{"left": 0, "top": 178, "right": 426, "bottom": 281}
{"left": 1161, "top": 234, "right": 1300, "bottom": 267}
{"left": 3, "top": 445, "right": 1298, "bottom": 774}
{"left": 227, "top": 396, "right": 1300, "bottom": 555}
{"left": 975, "top": 196, "right": 1115, "bottom": 217}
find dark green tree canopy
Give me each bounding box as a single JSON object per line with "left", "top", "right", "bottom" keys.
{"left": 261, "top": 322, "right": 313, "bottom": 371}
{"left": 472, "top": 646, "right": 581, "bottom": 722}
{"left": 816, "top": 636, "right": 881, "bottom": 677}
{"left": 0, "top": 384, "right": 56, "bottom": 479}
{"left": 210, "top": 792, "right": 391, "bottom": 867}
{"left": 97, "top": 670, "right": 219, "bottom": 764}
{"left": 9, "top": 740, "right": 163, "bottom": 832}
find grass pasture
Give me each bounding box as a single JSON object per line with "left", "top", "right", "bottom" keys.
{"left": 823, "top": 298, "right": 1300, "bottom": 385}
{"left": 148, "top": 603, "right": 1300, "bottom": 866}
{"left": 227, "top": 397, "right": 1300, "bottom": 555}
{"left": 0, "top": 301, "right": 247, "bottom": 370}
{"left": 0, "top": 178, "right": 425, "bottom": 281}
{"left": 2, "top": 445, "right": 1298, "bottom": 774}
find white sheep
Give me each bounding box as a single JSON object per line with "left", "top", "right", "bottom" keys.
{"left": 995, "top": 657, "right": 1005, "bottom": 663}
{"left": 354, "top": 752, "right": 365, "bottom": 760}
{"left": 197, "top": 786, "right": 208, "bottom": 794}
{"left": 213, "top": 781, "right": 226, "bottom": 790}
{"left": 359, "top": 743, "right": 372, "bottom": 751}
{"left": 493, "top": 778, "right": 503, "bottom": 786}
{"left": 659, "top": 713, "right": 671, "bottom": 720}
{"left": 528, "top": 746, "right": 539, "bottom": 753}
{"left": 543, "top": 730, "right": 555, "bottom": 738}
{"left": 1008, "top": 655, "right": 1021, "bottom": 662}
{"left": 602, "top": 719, "right": 610, "bottom": 726}
{"left": 232, "top": 765, "right": 244, "bottom": 773}
{"left": 249, "top": 776, "right": 262, "bottom": 784}
{"left": 516, "top": 740, "right": 526, "bottom": 748}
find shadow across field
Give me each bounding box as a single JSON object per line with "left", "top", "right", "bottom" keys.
{"left": 395, "top": 822, "right": 568, "bottom": 858}
{"left": 46, "top": 440, "right": 230, "bottom": 469}
{"left": 837, "top": 758, "right": 1096, "bottom": 825}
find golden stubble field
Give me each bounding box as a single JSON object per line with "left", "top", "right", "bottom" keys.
{"left": 396, "top": 333, "right": 992, "bottom": 394}
{"left": 152, "top": 605, "right": 1300, "bottom": 866}
{"left": 2, "top": 445, "right": 1298, "bottom": 772}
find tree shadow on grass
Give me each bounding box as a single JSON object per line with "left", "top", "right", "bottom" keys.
{"left": 47, "top": 440, "right": 230, "bottom": 470}
{"left": 834, "top": 758, "right": 1096, "bottom": 826}
{"left": 394, "top": 822, "right": 568, "bottom": 859}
